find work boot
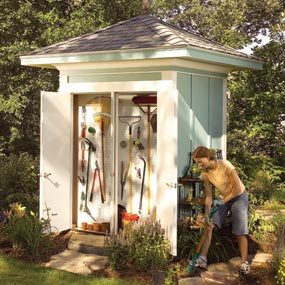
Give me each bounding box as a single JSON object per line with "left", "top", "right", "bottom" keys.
{"left": 239, "top": 261, "right": 250, "bottom": 275}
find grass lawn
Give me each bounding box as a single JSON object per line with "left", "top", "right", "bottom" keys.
{"left": 0, "top": 253, "right": 144, "bottom": 285}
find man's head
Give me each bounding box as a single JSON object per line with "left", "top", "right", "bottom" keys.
{"left": 192, "top": 146, "right": 214, "bottom": 170}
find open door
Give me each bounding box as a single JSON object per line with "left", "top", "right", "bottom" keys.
{"left": 157, "top": 88, "right": 178, "bottom": 256}
{"left": 40, "top": 91, "right": 73, "bottom": 232}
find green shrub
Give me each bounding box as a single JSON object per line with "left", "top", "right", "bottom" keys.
{"left": 129, "top": 219, "right": 170, "bottom": 271}
{"left": 106, "top": 231, "right": 130, "bottom": 270}
{"left": 277, "top": 259, "right": 285, "bottom": 285}
{"left": 0, "top": 153, "right": 39, "bottom": 213}
{"left": 106, "top": 219, "right": 171, "bottom": 272}
{"left": 4, "top": 203, "right": 53, "bottom": 260}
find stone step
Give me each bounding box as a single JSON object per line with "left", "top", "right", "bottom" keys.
{"left": 44, "top": 249, "right": 108, "bottom": 275}
{"left": 229, "top": 252, "right": 273, "bottom": 269}
{"left": 68, "top": 230, "right": 107, "bottom": 256}
{"left": 200, "top": 263, "right": 239, "bottom": 285}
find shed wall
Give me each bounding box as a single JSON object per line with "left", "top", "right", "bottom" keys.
{"left": 177, "top": 72, "right": 225, "bottom": 176}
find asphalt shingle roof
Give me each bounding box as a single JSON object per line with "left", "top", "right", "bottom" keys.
{"left": 27, "top": 14, "right": 252, "bottom": 59}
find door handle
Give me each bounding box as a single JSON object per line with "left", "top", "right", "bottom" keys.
{"left": 39, "top": 172, "right": 51, "bottom": 178}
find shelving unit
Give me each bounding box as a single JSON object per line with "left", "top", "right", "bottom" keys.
{"left": 178, "top": 176, "right": 204, "bottom": 221}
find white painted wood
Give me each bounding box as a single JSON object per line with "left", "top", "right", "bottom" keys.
{"left": 157, "top": 85, "right": 178, "bottom": 256}
{"left": 40, "top": 91, "right": 73, "bottom": 232}
{"left": 56, "top": 58, "right": 231, "bottom": 74}
{"left": 110, "top": 91, "right": 118, "bottom": 232}
{"left": 222, "top": 78, "right": 227, "bottom": 158}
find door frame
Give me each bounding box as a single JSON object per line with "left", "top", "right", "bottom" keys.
{"left": 67, "top": 80, "right": 177, "bottom": 254}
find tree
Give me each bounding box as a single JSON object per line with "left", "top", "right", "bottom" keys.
{"left": 151, "top": 0, "right": 285, "bottom": 48}
{"left": 227, "top": 39, "right": 285, "bottom": 182}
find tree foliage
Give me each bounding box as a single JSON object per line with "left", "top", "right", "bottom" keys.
{"left": 227, "top": 40, "right": 285, "bottom": 183}
{"left": 0, "top": 0, "right": 284, "bottom": 211}
{"left": 152, "top": 0, "right": 285, "bottom": 48}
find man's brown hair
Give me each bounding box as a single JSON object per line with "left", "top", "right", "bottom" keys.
{"left": 192, "top": 146, "right": 214, "bottom": 160}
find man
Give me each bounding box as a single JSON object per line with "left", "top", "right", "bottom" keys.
{"left": 190, "top": 146, "right": 250, "bottom": 275}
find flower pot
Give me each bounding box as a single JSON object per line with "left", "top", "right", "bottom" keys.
{"left": 81, "top": 222, "right": 88, "bottom": 230}
{"left": 101, "top": 222, "right": 110, "bottom": 233}
{"left": 93, "top": 222, "right": 101, "bottom": 232}
{"left": 87, "top": 223, "right": 93, "bottom": 231}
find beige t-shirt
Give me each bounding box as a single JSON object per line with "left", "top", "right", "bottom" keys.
{"left": 203, "top": 160, "right": 245, "bottom": 202}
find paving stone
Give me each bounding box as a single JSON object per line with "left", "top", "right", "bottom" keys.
{"left": 68, "top": 231, "right": 107, "bottom": 255}
{"left": 251, "top": 251, "right": 273, "bottom": 264}
{"left": 179, "top": 276, "right": 223, "bottom": 285}
{"left": 200, "top": 263, "right": 239, "bottom": 285}
{"left": 44, "top": 249, "right": 108, "bottom": 275}
{"left": 229, "top": 252, "right": 273, "bottom": 269}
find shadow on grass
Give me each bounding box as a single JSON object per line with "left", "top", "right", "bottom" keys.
{"left": 0, "top": 253, "right": 144, "bottom": 285}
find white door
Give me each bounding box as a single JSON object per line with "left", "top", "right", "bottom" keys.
{"left": 157, "top": 88, "right": 178, "bottom": 256}
{"left": 40, "top": 91, "right": 73, "bottom": 232}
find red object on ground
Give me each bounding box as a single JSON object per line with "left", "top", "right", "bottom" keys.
{"left": 122, "top": 211, "right": 139, "bottom": 222}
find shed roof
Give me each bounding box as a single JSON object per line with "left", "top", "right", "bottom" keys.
{"left": 27, "top": 15, "right": 252, "bottom": 60}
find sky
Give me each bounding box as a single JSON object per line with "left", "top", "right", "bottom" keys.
{"left": 239, "top": 34, "right": 271, "bottom": 55}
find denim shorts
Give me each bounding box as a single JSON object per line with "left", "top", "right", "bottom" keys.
{"left": 212, "top": 192, "right": 248, "bottom": 235}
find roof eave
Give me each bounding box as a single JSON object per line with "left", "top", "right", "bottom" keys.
{"left": 20, "top": 46, "right": 263, "bottom": 70}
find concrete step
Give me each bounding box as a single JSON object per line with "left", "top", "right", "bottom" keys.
{"left": 44, "top": 249, "right": 108, "bottom": 275}
{"left": 68, "top": 230, "right": 107, "bottom": 256}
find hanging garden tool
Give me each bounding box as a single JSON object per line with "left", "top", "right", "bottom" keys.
{"left": 87, "top": 96, "right": 111, "bottom": 203}
{"left": 89, "top": 160, "right": 104, "bottom": 203}
{"left": 83, "top": 138, "right": 97, "bottom": 221}
{"left": 132, "top": 95, "right": 157, "bottom": 216}
{"left": 80, "top": 106, "right": 87, "bottom": 172}
{"left": 133, "top": 126, "right": 144, "bottom": 151}
{"left": 119, "top": 115, "right": 141, "bottom": 213}
{"left": 120, "top": 161, "right": 130, "bottom": 200}
{"left": 138, "top": 153, "right": 146, "bottom": 214}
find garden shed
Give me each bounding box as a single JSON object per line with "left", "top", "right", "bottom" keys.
{"left": 20, "top": 15, "right": 262, "bottom": 255}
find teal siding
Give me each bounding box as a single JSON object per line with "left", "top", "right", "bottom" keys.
{"left": 68, "top": 72, "right": 161, "bottom": 83}
{"left": 209, "top": 78, "right": 224, "bottom": 149}
{"left": 177, "top": 73, "right": 224, "bottom": 176}
{"left": 177, "top": 73, "right": 191, "bottom": 175}
{"left": 192, "top": 75, "right": 210, "bottom": 148}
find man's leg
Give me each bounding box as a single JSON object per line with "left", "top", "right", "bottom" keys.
{"left": 236, "top": 235, "right": 248, "bottom": 262}
{"left": 200, "top": 223, "right": 215, "bottom": 257}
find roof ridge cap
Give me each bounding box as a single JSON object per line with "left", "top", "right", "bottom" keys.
{"left": 138, "top": 15, "right": 182, "bottom": 46}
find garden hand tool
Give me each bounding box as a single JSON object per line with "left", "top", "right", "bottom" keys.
{"left": 120, "top": 161, "right": 130, "bottom": 200}
{"left": 186, "top": 206, "right": 218, "bottom": 275}
{"left": 80, "top": 106, "right": 87, "bottom": 172}
{"left": 89, "top": 160, "right": 104, "bottom": 203}
{"left": 83, "top": 138, "right": 96, "bottom": 221}
{"left": 132, "top": 95, "right": 157, "bottom": 216}
{"left": 133, "top": 126, "right": 144, "bottom": 151}
{"left": 138, "top": 153, "right": 146, "bottom": 214}
{"left": 119, "top": 116, "right": 141, "bottom": 213}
